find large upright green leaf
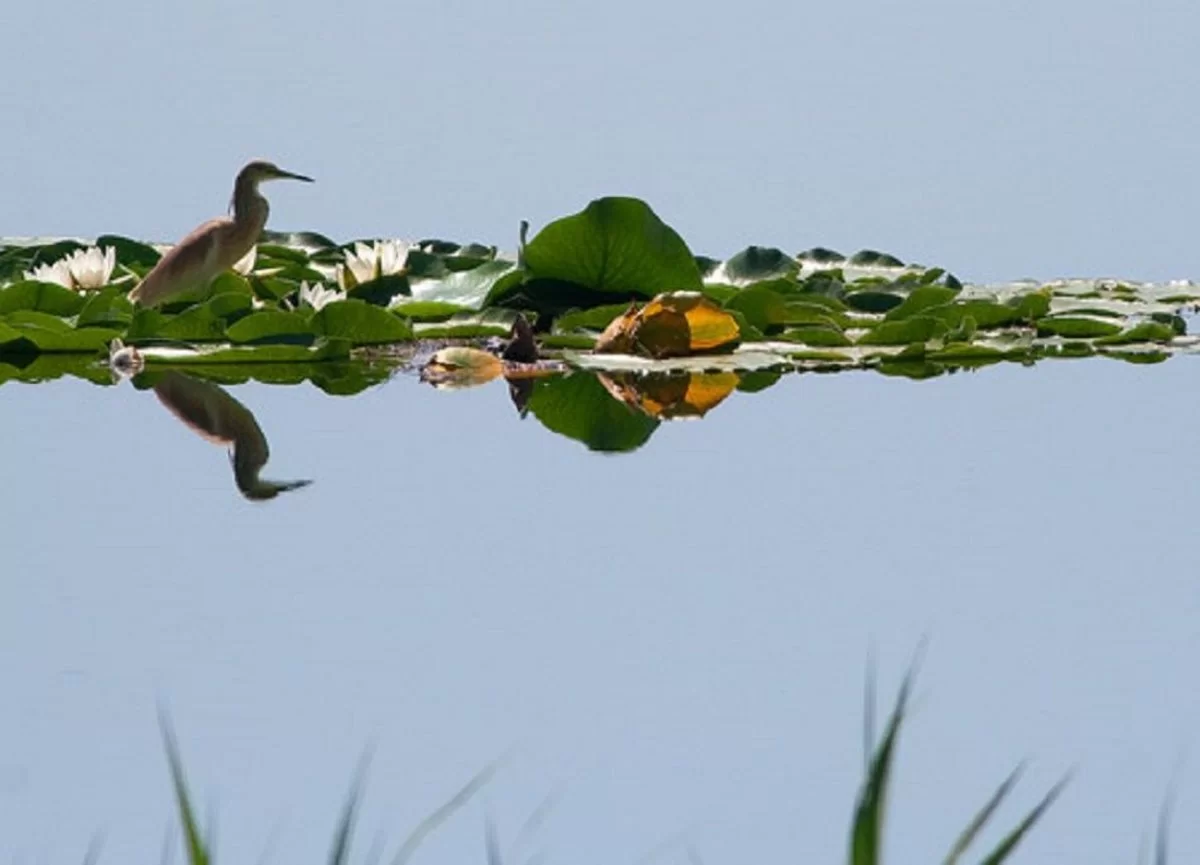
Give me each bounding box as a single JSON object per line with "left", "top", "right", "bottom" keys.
{"left": 522, "top": 197, "right": 701, "bottom": 296}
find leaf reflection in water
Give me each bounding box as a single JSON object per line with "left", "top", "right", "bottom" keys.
{"left": 151, "top": 371, "right": 312, "bottom": 501}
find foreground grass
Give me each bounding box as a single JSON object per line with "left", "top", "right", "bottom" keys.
{"left": 152, "top": 670, "right": 1172, "bottom": 865}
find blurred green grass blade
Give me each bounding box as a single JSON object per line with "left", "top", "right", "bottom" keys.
{"left": 942, "top": 765, "right": 1024, "bottom": 865}
{"left": 159, "top": 820, "right": 176, "bottom": 865}
{"left": 863, "top": 651, "right": 876, "bottom": 777}
{"left": 509, "top": 785, "right": 564, "bottom": 857}
{"left": 1155, "top": 793, "right": 1174, "bottom": 865}
{"left": 850, "top": 668, "right": 916, "bottom": 865}
{"left": 390, "top": 758, "right": 503, "bottom": 865}
{"left": 978, "top": 775, "right": 1069, "bottom": 865}
{"left": 486, "top": 816, "right": 503, "bottom": 865}
{"left": 159, "top": 715, "right": 211, "bottom": 865}
{"left": 82, "top": 832, "right": 104, "bottom": 865}
{"left": 329, "top": 751, "right": 372, "bottom": 865}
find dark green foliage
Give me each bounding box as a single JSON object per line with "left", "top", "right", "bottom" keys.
{"left": 1, "top": 196, "right": 1196, "bottom": 378}
{"left": 527, "top": 372, "right": 660, "bottom": 452}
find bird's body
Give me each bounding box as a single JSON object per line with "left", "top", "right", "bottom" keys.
{"left": 153, "top": 370, "right": 312, "bottom": 500}
{"left": 129, "top": 160, "right": 311, "bottom": 306}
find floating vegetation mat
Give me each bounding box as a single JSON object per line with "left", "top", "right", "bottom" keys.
{"left": 4, "top": 196, "right": 1200, "bottom": 458}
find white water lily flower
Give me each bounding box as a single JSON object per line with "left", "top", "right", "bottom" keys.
{"left": 338, "top": 239, "right": 411, "bottom": 289}
{"left": 232, "top": 245, "right": 257, "bottom": 276}
{"left": 25, "top": 257, "right": 75, "bottom": 288}
{"left": 25, "top": 245, "right": 116, "bottom": 290}
{"left": 298, "top": 281, "right": 344, "bottom": 311}
{"left": 66, "top": 246, "right": 117, "bottom": 289}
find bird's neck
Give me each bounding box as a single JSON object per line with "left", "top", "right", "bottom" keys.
{"left": 232, "top": 177, "right": 270, "bottom": 238}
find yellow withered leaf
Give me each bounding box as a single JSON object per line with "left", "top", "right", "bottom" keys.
{"left": 421, "top": 346, "right": 503, "bottom": 389}
{"left": 597, "top": 371, "right": 739, "bottom": 419}
{"left": 593, "top": 292, "right": 740, "bottom": 358}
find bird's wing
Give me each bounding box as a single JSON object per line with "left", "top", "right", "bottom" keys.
{"left": 128, "top": 217, "right": 233, "bottom": 306}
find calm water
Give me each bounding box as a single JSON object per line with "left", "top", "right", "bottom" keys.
{"left": 2, "top": 357, "right": 1197, "bottom": 864}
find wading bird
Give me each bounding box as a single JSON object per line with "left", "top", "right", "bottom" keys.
{"left": 153, "top": 371, "right": 312, "bottom": 501}
{"left": 128, "top": 159, "right": 313, "bottom": 306}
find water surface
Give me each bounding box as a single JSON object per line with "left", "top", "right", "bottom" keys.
{"left": 1, "top": 357, "right": 1196, "bottom": 864}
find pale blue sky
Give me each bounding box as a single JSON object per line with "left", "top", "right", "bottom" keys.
{"left": 4, "top": 0, "right": 1200, "bottom": 283}
{"left": 2, "top": 0, "right": 1199, "bottom": 863}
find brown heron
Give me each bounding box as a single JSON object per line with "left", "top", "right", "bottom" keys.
{"left": 128, "top": 159, "right": 312, "bottom": 306}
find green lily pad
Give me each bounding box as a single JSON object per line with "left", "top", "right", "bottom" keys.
{"left": 1037, "top": 315, "right": 1123, "bottom": 339}
{"left": 0, "top": 281, "right": 87, "bottom": 316}
{"left": 410, "top": 260, "right": 522, "bottom": 310}
{"left": 260, "top": 230, "right": 339, "bottom": 252}
{"left": 554, "top": 304, "right": 636, "bottom": 333}
{"left": 2, "top": 310, "right": 117, "bottom": 352}
{"left": 1093, "top": 321, "right": 1178, "bottom": 346}
{"left": 709, "top": 246, "right": 798, "bottom": 286}
{"left": 797, "top": 247, "right": 846, "bottom": 264}
{"left": 921, "top": 300, "right": 1024, "bottom": 331}
{"left": 225, "top": 310, "right": 314, "bottom": 344}
{"left": 147, "top": 303, "right": 225, "bottom": 342}
{"left": 389, "top": 299, "right": 474, "bottom": 321}
{"left": 94, "top": 235, "right": 162, "bottom": 272}
{"left": 24, "top": 240, "right": 85, "bottom": 269}
{"left": 75, "top": 288, "right": 134, "bottom": 329}
{"left": 1007, "top": 291, "right": 1051, "bottom": 321}
{"left": 848, "top": 249, "right": 905, "bottom": 267}
{"left": 724, "top": 285, "right": 789, "bottom": 332}
{"left": 0, "top": 318, "right": 30, "bottom": 349}
{"left": 413, "top": 309, "right": 520, "bottom": 339}
{"left": 255, "top": 243, "right": 312, "bottom": 264}
{"left": 527, "top": 371, "right": 660, "bottom": 453}
{"left": 0, "top": 352, "right": 112, "bottom": 385}
{"left": 312, "top": 300, "right": 413, "bottom": 345}
{"left": 521, "top": 197, "right": 701, "bottom": 298}
{"left": 128, "top": 295, "right": 251, "bottom": 342}
{"left": 735, "top": 369, "right": 782, "bottom": 393}
{"left": 347, "top": 274, "right": 410, "bottom": 307}
{"left": 779, "top": 325, "right": 853, "bottom": 347}
{"left": 697, "top": 283, "right": 739, "bottom": 305}
{"left": 857, "top": 316, "right": 945, "bottom": 346}
{"left": 309, "top": 362, "right": 396, "bottom": 396}
{"left": 883, "top": 286, "right": 960, "bottom": 321}
{"left": 845, "top": 290, "right": 903, "bottom": 313}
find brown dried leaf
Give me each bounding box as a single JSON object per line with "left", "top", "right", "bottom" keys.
{"left": 597, "top": 370, "right": 739, "bottom": 419}
{"left": 592, "top": 292, "right": 740, "bottom": 357}
{"left": 421, "top": 346, "right": 503, "bottom": 389}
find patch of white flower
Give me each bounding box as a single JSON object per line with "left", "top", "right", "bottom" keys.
{"left": 25, "top": 258, "right": 74, "bottom": 288}
{"left": 25, "top": 245, "right": 117, "bottom": 290}
{"left": 297, "top": 281, "right": 344, "bottom": 311}
{"left": 337, "top": 239, "right": 411, "bottom": 289}
{"left": 232, "top": 246, "right": 257, "bottom": 276}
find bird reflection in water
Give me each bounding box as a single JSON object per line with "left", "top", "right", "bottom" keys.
{"left": 151, "top": 371, "right": 312, "bottom": 501}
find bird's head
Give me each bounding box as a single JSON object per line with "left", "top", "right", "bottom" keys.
{"left": 237, "top": 159, "right": 314, "bottom": 186}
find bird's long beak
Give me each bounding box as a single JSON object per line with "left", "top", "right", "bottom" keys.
{"left": 278, "top": 168, "right": 314, "bottom": 183}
